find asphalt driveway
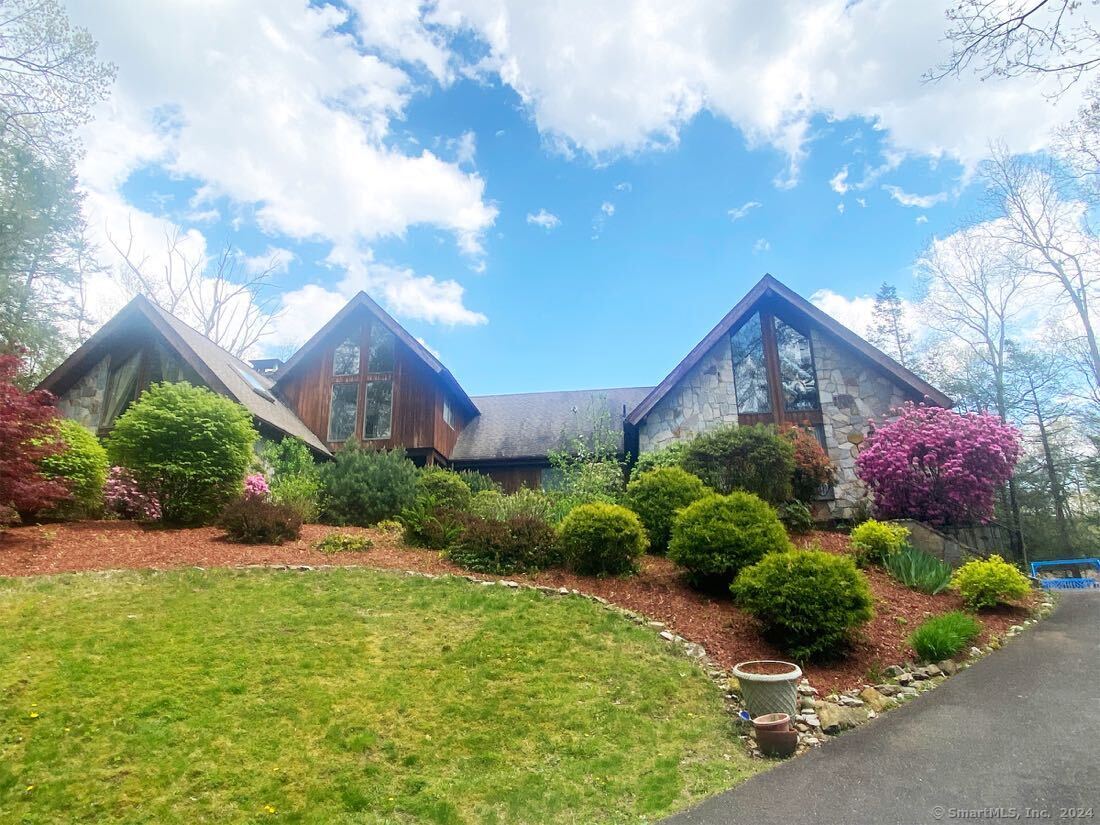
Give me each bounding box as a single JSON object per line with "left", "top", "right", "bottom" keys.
{"left": 665, "top": 592, "right": 1100, "bottom": 825}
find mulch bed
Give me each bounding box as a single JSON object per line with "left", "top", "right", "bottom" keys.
{"left": 0, "top": 521, "right": 1039, "bottom": 693}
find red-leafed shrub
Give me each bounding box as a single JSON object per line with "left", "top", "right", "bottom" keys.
{"left": 780, "top": 425, "right": 835, "bottom": 503}
{"left": 855, "top": 403, "right": 1020, "bottom": 525}
{"left": 0, "top": 354, "right": 69, "bottom": 524}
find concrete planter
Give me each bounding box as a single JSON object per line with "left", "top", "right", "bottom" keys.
{"left": 733, "top": 660, "right": 803, "bottom": 719}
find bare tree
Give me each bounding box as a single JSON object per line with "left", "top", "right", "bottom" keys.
{"left": 107, "top": 219, "right": 284, "bottom": 358}
{"left": 981, "top": 147, "right": 1100, "bottom": 403}
{"left": 0, "top": 0, "right": 115, "bottom": 165}
{"left": 929, "top": 0, "right": 1100, "bottom": 91}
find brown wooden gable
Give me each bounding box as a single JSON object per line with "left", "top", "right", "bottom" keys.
{"left": 273, "top": 294, "right": 476, "bottom": 459}
{"left": 625, "top": 274, "right": 951, "bottom": 427}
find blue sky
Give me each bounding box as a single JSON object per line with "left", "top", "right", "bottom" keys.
{"left": 67, "top": 1, "right": 1084, "bottom": 396}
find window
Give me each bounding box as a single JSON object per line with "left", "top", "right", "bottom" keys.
{"left": 730, "top": 313, "right": 771, "bottom": 414}
{"left": 332, "top": 337, "right": 360, "bottom": 376}
{"left": 367, "top": 324, "right": 395, "bottom": 373}
{"left": 363, "top": 380, "right": 393, "bottom": 439}
{"left": 774, "top": 320, "right": 820, "bottom": 412}
{"left": 442, "top": 397, "right": 455, "bottom": 429}
{"left": 327, "top": 382, "right": 358, "bottom": 441}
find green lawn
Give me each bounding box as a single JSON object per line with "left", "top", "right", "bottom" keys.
{"left": 0, "top": 568, "right": 756, "bottom": 823}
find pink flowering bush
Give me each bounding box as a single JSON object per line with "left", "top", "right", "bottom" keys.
{"left": 104, "top": 466, "right": 161, "bottom": 521}
{"left": 243, "top": 473, "right": 270, "bottom": 500}
{"left": 855, "top": 403, "right": 1020, "bottom": 525}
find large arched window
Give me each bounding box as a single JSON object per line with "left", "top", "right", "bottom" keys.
{"left": 326, "top": 321, "right": 396, "bottom": 443}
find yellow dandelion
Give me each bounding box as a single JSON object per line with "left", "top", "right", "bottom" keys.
{"left": 264, "top": 804, "right": 276, "bottom": 814}
{"left": 25, "top": 785, "right": 35, "bottom": 792}
{"left": 28, "top": 711, "right": 39, "bottom": 718}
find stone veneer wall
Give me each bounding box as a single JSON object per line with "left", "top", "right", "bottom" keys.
{"left": 812, "top": 329, "right": 908, "bottom": 519}
{"left": 637, "top": 339, "right": 738, "bottom": 453}
{"left": 56, "top": 354, "right": 110, "bottom": 431}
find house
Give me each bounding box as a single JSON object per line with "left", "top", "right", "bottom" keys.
{"left": 38, "top": 274, "right": 949, "bottom": 518}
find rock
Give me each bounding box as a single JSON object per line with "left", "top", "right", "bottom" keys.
{"left": 1008, "top": 624, "right": 1024, "bottom": 633}
{"left": 728, "top": 676, "right": 741, "bottom": 693}
{"left": 802, "top": 736, "right": 820, "bottom": 746}
{"left": 803, "top": 714, "right": 821, "bottom": 728}
{"left": 924, "top": 664, "right": 943, "bottom": 678}
{"left": 500, "top": 580, "right": 519, "bottom": 588}
{"left": 798, "top": 695, "right": 816, "bottom": 710}
{"left": 896, "top": 672, "right": 914, "bottom": 685}
{"left": 817, "top": 703, "right": 868, "bottom": 734}
{"left": 970, "top": 646, "right": 983, "bottom": 658}
{"left": 683, "top": 643, "right": 707, "bottom": 658}
{"left": 858, "top": 687, "right": 896, "bottom": 713}
{"left": 797, "top": 684, "right": 819, "bottom": 696}
{"left": 838, "top": 695, "right": 865, "bottom": 708}
{"left": 659, "top": 630, "right": 676, "bottom": 642}
{"left": 937, "top": 660, "right": 958, "bottom": 676}
{"left": 884, "top": 665, "right": 906, "bottom": 678}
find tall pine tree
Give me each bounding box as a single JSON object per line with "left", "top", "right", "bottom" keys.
{"left": 868, "top": 282, "right": 913, "bottom": 368}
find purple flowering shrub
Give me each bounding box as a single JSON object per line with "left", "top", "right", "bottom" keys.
{"left": 243, "top": 473, "right": 270, "bottom": 500}
{"left": 855, "top": 403, "right": 1020, "bottom": 525}
{"left": 104, "top": 466, "right": 161, "bottom": 521}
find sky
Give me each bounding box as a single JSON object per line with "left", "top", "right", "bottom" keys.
{"left": 64, "top": 0, "right": 1092, "bottom": 396}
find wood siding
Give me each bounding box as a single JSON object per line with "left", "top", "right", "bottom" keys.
{"left": 452, "top": 461, "right": 546, "bottom": 493}
{"left": 276, "top": 309, "right": 466, "bottom": 457}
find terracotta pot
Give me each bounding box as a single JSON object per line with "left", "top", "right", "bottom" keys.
{"left": 756, "top": 727, "right": 799, "bottom": 758}
{"left": 732, "top": 660, "right": 803, "bottom": 720}
{"left": 751, "top": 712, "right": 790, "bottom": 733}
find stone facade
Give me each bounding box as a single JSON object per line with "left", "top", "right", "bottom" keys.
{"left": 636, "top": 327, "right": 912, "bottom": 519}
{"left": 812, "top": 330, "right": 908, "bottom": 519}
{"left": 637, "top": 339, "right": 738, "bottom": 453}
{"left": 57, "top": 354, "right": 110, "bottom": 431}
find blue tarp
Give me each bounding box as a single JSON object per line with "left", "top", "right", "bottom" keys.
{"left": 1030, "top": 558, "right": 1100, "bottom": 590}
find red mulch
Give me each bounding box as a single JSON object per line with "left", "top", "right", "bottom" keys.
{"left": 0, "top": 522, "right": 1039, "bottom": 693}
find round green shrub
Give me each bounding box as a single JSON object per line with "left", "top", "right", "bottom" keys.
{"left": 416, "top": 467, "right": 472, "bottom": 511}
{"left": 681, "top": 424, "right": 796, "bottom": 504}
{"left": 624, "top": 466, "right": 709, "bottom": 553}
{"left": 558, "top": 502, "right": 648, "bottom": 576}
{"left": 733, "top": 548, "right": 874, "bottom": 660}
{"left": 776, "top": 501, "right": 814, "bottom": 535}
{"left": 849, "top": 519, "right": 910, "bottom": 567}
{"left": 447, "top": 513, "right": 560, "bottom": 575}
{"left": 951, "top": 554, "right": 1031, "bottom": 610}
{"left": 270, "top": 474, "right": 321, "bottom": 523}
{"left": 107, "top": 382, "right": 258, "bottom": 525}
{"left": 319, "top": 443, "right": 419, "bottom": 526}
{"left": 38, "top": 418, "right": 108, "bottom": 518}
{"left": 469, "top": 489, "right": 507, "bottom": 520}
{"left": 668, "top": 492, "right": 791, "bottom": 590}
{"left": 631, "top": 441, "right": 690, "bottom": 479}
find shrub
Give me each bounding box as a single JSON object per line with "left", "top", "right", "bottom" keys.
{"left": 952, "top": 554, "right": 1031, "bottom": 610}
{"left": 631, "top": 441, "right": 690, "bottom": 479}
{"left": 668, "top": 492, "right": 791, "bottom": 590}
{"left": 780, "top": 425, "right": 835, "bottom": 502}
{"left": 457, "top": 469, "right": 502, "bottom": 494}
{"left": 469, "top": 489, "right": 507, "bottom": 520}
{"left": 558, "top": 502, "right": 648, "bottom": 576}
{"left": 469, "top": 487, "right": 562, "bottom": 524}
{"left": 856, "top": 403, "right": 1020, "bottom": 525}
{"left": 399, "top": 498, "right": 465, "bottom": 550}
{"left": 682, "top": 424, "right": 795, "bottom": 504}
{"left": 270, "top": 474, "right": 321, "bottom": 523}
{"left": 0, "top": 354, "right": 68, "bottom": 517}
{"left": 313, "top": 532, "right": 373, "bottom": 553}
{"left": 104, "top": 466, "right": 161, "bottom": 520}
{"left": 37, "top": 419, "right": 108, "bottom": 518}
{"left": 243, "top": 473, "right": 269, "bottom": 500}
{"left": 107, "top": 382, "right": 258, "bottom": 524}
{"left": 884, "top": 545, "right": 953, "bottom": 594}
{"left": 218, "top": 497, "right": 302, "bottom": 544}
{"left": 849, "top": 519, "right": 910, "bottom": 567}
{"left": 776, "top": 500, "right": 814, "bottom": 535}
{"left": 319, "top": 443, "right": 418, "bottom": 526}
{"left": 624, "top": 467, "right": 710, "bottom": 553}
{"left": 909, "top": 612, "right": 982, "bottom": 662}
{"left": 733, "top": 548, "right": 874, "bottom": 660}
{"left": 416, "top": 467, "right": 472, "bottom": 511}
{"left": 447, "top": 513, "right": 560, "bottom": 575}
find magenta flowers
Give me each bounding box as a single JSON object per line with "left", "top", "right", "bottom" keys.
{"left": 243, "top": 473, "right": 270, "bottom": 500}
{"left": 104, "top": 467, "right": 161, "bottom": 521}
{"left": 855, "top": 403, "right": 1020, "bottom": 525}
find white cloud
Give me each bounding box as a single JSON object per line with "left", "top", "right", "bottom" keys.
{"left": 811, "top": 287, "right": 922, "bottom": 341}
{"left": 69, "top": 0, "right": 496, "bottom": 331}
{"left": 916, "top": 214, "right": 929, "bottom": 224}
{"left": 526, "top": 208, "right": 561, "bottom": 230}
{"left": 728, "top": 200, "right": 762, "bottom": 221}
{"left": 856, "top": 197, "right": 867, "bottom": 208}
{"left": 837, "top": 202, "right": 845, "bottom": 214}
{"left": 600, "top": 201, "right": 615, "bottom": 216}
{"left": 614, "top": 181, "right": 632, "bottom": 192}
{"left": 882, "top": 185, "right": 949, "bottom": 208}
{"left": 829, "top": 166, "right": 850, "bottom": 194}
{"left": 415, "top": 336, "right": 442, "bottom": 359}
{"left": 430, "top": 0, "right": 1090, "bottom": 182}
{"left": 753, "top": 238, "right": 771, "bottom": 254}
{"left": 242, "top": 246, "right": 295, "bottom": 275}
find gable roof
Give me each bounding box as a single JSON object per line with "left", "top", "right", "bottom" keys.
{"left": 451, "top": 386, "right": 653, "bottom": 462}
{"left": 625, "top": 274, "right": 951, "bottom": 426}
{"left": 38, "top": 295, "right": 330, "bottom": 455}
{"left": 272, "top": 291, "right": 479, "bottom": 418}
